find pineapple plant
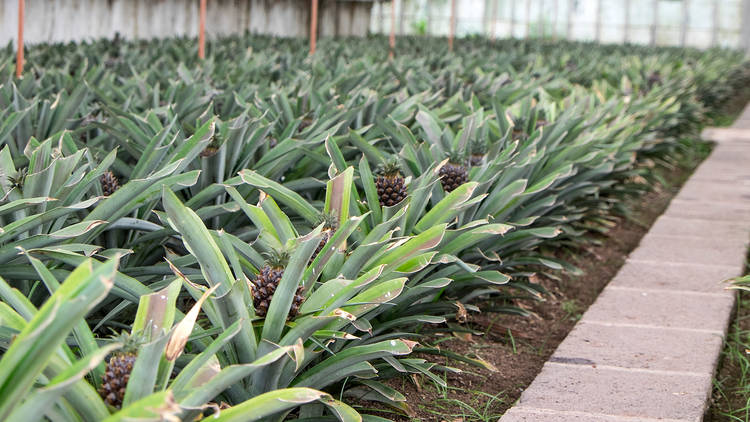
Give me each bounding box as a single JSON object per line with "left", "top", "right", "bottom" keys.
{"left": 439, "top": 152, "right": 469, "bottom": 193}
{"left": 200, "top": 135, "right": 221, "bottom": 158}
{"left": 375, "top": 159, "right": 408, "bottom": 207}
{"left": 469, "top": 138, "right": 487, "bottom": 167}
{"left": 98, "top": 331, "right": 143, "bottom": 408}
{"left": 313, "top": 212, "right": 339, "bottom": 258}
{"left": 6, "top": 167, "right": 27, "bottom": 193}
{"left": 251, "top": 250, "right": 305, "bottom": 318}
{"left": 99, "top": 171, "right": 120, "bottom": 196}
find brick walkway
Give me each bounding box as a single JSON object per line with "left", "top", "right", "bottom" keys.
{"left": 500, "top": 104, "right": 750, "bottom": 422}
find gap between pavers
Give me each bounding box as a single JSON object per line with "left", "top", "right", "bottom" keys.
{"left": 499, "top": 104, "right": 750, "bottom": 422}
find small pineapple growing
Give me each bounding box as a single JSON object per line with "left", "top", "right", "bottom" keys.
{"left": 7, "top": 168, "right": 27, "bottom": 193}
{"left": 469, "top": 138, "right": 488, "bottom": 167}
{"left": 100, "top": 171, "right": 120, "bottom": 196}
{"left": 251, "top": 251, "right": 305, "bottom": 319}
{"left": 439, "top": 152, "right": 468, "bottom": 193}
{"left": 298, "top": 117, "right": 313, "bottom": 133}
{"left": 99, "top": 332, "right": 142, "bottom": 408}
{"left": 375, "top": 159, "right": 407, "bottom": 207}
{"left": 200, "top": 136, "right": 220, "bottom": 158}
{"left": 313, "top": 213, "right": 339, "bottom": 259}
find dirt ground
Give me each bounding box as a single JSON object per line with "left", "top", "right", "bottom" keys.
{"left": 364, "top": 162, "right": 698, "bottom": 421}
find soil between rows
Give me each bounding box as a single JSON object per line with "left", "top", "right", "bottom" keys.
{"left": 362, "top": 158, "right": 702, "bottom": 421}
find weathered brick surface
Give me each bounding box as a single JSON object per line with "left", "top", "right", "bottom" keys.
{"left": 513, "top": 364, "right": 710, "bottom": 420}
{"left": 551, "top": 321, "right": 724, "bottom": 373}
{"left": 628, "top": 234, "right": 747, "bottom": 267}
{"left": 581, "top": 288, "right": 734, "bottom": 332}
{"left": 665, "top": 198, "right": 750, "bottom": 221}
{"left": 610, "top": 259, "right": 739, "bottom": 293}
{"left": 648, "top": 215, "right": 750, "bottom": 240}
{"left": 501, "top": 407, "right": 677, "bottom": 422}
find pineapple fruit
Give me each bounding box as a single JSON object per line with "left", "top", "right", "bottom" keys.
{"left": 99, "top": 332, "right": 141, "bottom": 408}
{"left": 251, "top": 251, "right": 305, "bottom": 318}
{"left": 439, "top": 153, "right": 468, "bottom": 193}
{"left": 100, "top": 171, "right": 120, "bottom": 196}
{"left": 469, "top": 139, "right": 487, "bottom": 167}
{"left": 375, "top": 160, "right": 407, "bottom": 207}
{"left": 314, "top": 213, "right": 339, "bottom": 259}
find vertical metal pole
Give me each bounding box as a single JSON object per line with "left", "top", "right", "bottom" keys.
{"left": 566, "top": 0, "right": 574, "bottom": 40}
{"left": 525, "top": 0, "right": 531, "bottom": 38}
{"left": 379, "top": 0, "right": 385, "bottom": 34}
{"left": 310, "top": 0, "right": 318, "bottom": 54}
{"left": 389, "top": 0, "right": 396, "bottom": 59}
{"left": 16, "top": 0, "right": 24, "bottom": 78}
{"left": 711, "top": 0, "right": 719, "bottom": 47}
{"left": 650, "top": 0, "right": 658, "bottom": 46}
{"left": 510, "top": 0, "right": 517, "bottom": 37}
{"left": 595, "top": 0, "right": 602, "bottom": 42}
{"left": 624, "top": 0, "right": 631, "bottom": 43}
{"left": 539, "top": 0, "right": 545, "bottom": 38}
{"left": 425, "top": 0, "right": 432, "bottom": 35}
{"left": 742, "top": 0, "right": 750, "bottom": 52}
{"left": 198, "top": 0, "right": 206, "bottom": 59}
{"left": 398, "top": 0, "right": 405, "bottom": 35}
{"left": 553, "top": 0, "right": 559, "bottom": 39}
{"left": 490, "top": 0, "right": 498, "bottom": 40}
{"left": 449, "top": 0, "right": 456, "bottom": 51}
{"left": 680, "top": 0, "right": 688, "bottom": 47}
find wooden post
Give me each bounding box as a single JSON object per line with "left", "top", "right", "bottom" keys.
{"left": 449, "top": 0, "right": 456, "bottom": 51}
{"left": 680, "top": 0, "right": 689, "bottom": 47}
{"left": 650, "top": 0, "right": 658, "bottom": 46}
{"left": 16, "top": 0, "right": 24, "bottom": 78}
{"left": 198, "top": 0, "right": 206, "bottom": 59}
{"left": 389, "top": 0, "right": 396, "bottom": 59}
{"left": 310, "top": 0, "right": 319, "bottom": 54}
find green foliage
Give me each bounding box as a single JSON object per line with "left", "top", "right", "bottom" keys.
{"left": 0, "top": 33, "right": 743, "bottom": 420}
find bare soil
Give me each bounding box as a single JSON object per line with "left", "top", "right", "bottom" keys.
{"left": 364, "top": 161, "right": 701, "bottom": 421}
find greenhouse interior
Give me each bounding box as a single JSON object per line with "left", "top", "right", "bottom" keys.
{"left": 0, "top": 0, "right": 749, "bottom": 421}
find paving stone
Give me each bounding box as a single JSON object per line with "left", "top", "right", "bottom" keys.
{"left": 550, "top": 321, "right": 724, "bottom": 373}
{"left": 500, "top": 407, "right": 672, "bottom": 422}
{"left": 516, "top": 363, "right": 711, "bottom": 421}
{"left": 665, "top": 198, "right": 750, "bottom": 221}
{"left": 581, "top": 287, "right": 734, "bottom": 332}
{"left": 609, "top": 259, "right": 739, "bottom": 293}
{"left": 628, "top": 234, "right": 747, "bottom": 267}
{"left": 647, "top": 215, "right": 750, "bottom": 240}
{"left": 675, "top": 180, "right": 750, "bottom": 204}
{"left": 689, "top": 163, "right": 750, "bottom": 182}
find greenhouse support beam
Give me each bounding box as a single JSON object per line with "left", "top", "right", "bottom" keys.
{"left": 199, "top": 0, "right": 206, "bottom": 59}
{"left": 16, "top": 0, "right": 24, "bottom": 78}
{"left": 310, "top": 0, "right": 318, "bottom": 54}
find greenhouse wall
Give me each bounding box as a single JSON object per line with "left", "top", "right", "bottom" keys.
{"left": 0, "top": 0, "right": 372, "bottom": 45}
{"left": 372, "top": 0, "right": 750, "bottom": 51}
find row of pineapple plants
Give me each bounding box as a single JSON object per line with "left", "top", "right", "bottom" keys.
{"left": 0, "top": 35, "right": 746, "bottom": 421}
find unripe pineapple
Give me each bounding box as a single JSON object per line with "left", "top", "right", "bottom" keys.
{"left": 298, "top": 117, "right": 313, "bottom": 133}
{"left": 469, "top": 138, "right": 488, "bottom": 167}
{"left": 313, "top": 213, "right": 339, "bottom": 259}
{"left": 375, "top": 160, "right": 407, "bottom": 207}
{"left": 439, "top": 153, "right": 468, "bottom": 193}
{"left": 99, "top": 332, "right": 142, "bottom": 408}
{"left": 251, "top": 251, "right": 305, "bottom": 319}
{"left": 200, "top": 136, "right": 220, "bottom": 158}
{"left": 7, "top": 168, "right": 27, "bottom": 193}
{"left": 100, "top": 171, "right": 120, "bottom": 196}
